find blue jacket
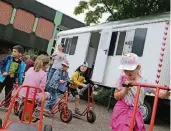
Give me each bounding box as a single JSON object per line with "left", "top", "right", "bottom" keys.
{"left": 48, "top": 69, "right": 69, "bottom": 92}
{"left": 0, "top": 55, "right": 26, "bottom": 85}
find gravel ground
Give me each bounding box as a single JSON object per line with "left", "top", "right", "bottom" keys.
{"left": 0, "top": 92, "right": 170, "bottom": 131}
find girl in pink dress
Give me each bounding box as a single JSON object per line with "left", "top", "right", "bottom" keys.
{"left": 19, "top": 55, "right": 50, "bottom": 101}
{"left": 110, "top": 53, "right": 170, "bottom": 131}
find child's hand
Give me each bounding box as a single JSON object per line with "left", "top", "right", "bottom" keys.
{"left": 158, "top": 89, "right": 171, "bottom": 99}
{"left": 60, "top": 80, "right": 66, "bottom": 84}
{"left": 124, "top": 81, "right": 130, "bottom": 85}
{"left": 123, "top": 81, "right": 132, "bottom": 92}
{"left": 82, "top": 84, "right": 87, "bottom": 88}
{"left": 164, "top": 91, "right": 170, "bottom": 98}
{"left": 15, "top": 78, "right": 19, "bottom": 84}
{"left": 3, "top": 72, "right": 10, "bottom": 76}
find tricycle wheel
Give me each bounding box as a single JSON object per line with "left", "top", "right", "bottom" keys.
{"left": 18, "top": 108, "right": 39, "bottom": 123}
{"left": 0, "top": 118, "right": 2, "bottom": 129}
{"left": 14, "top": 101, "right": 19, "bottom": 116}
{"left": 87, "top": 110, "right": 96, "bottom": 123}
{"left": 44, "top": 125, "right": 52, "bottom": 131}
{"left": 60, "top": 109, "right": 72, "bottom": 123}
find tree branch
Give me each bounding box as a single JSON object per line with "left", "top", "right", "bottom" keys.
{"left": 101, "top": 0, "right": 115, "bottom": 19}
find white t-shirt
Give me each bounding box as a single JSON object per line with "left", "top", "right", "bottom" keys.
{"left": 51, "top": 52, "right": 66, "bottom": 69}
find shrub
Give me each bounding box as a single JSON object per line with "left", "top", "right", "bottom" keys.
{"left": 94, "top": 88, "right": 117, "bottom": 109}
{"left": 23, "top": 49, "right": 39, "bottom": 61}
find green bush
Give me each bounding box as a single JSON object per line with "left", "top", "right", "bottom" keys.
{"left": 94, "top": 88, "right": 117, "bottom": 109}
{"left": 24, "top": 49, "right": 39, "bottom": 59}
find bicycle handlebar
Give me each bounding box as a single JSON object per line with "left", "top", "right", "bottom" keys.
{"left": 122, "top": 83, "right": 133, "bottom": 88}
{"left": 87, "top": 83, "right": 99, "bottom": 89}
{"left": 122, "top": 82, "right": 170, "bottom": 91}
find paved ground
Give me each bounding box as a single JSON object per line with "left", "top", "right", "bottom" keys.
{"left": 0, "top": 93, "right": 170, "bottom": 131}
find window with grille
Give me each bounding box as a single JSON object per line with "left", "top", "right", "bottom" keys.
{"left": 0, "top": 2, "right": 13, "bottom": 25}
{"left": 13, "top": 9, "right": 35, "bottom": 33}
{"left": 115, "top": 28, "right": 147, "bottom": 56}
{"left": 61, "top": 36, "right": 78, "bottom": 55}
{"left": 35, "top": 18, "right": 54, "bottom": 40}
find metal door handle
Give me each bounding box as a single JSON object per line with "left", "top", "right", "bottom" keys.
{"left": 103, "top": 49, "right": 108, "bottom": 54}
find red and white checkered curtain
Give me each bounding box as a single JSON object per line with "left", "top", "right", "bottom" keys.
{"left": 36, "top": 18, "right": 54, "bottom": 40}
{"left": 13, "top": 9, "right": 35, "bottom": 33}
{"left": 0, "top": 1, "right": 13, "bottom": 25}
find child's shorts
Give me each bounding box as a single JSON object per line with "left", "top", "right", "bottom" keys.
{"left": 36, "top": 92, "right": 51, "bottom": 102}
{"left": 19, "top": 92, "right": 51, "bottom": 102}
{"left": 68, "top": 87, "right": 78, "bottom": 97}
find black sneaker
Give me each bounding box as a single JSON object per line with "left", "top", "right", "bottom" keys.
{"left": 75, "top": 108, "right": 82, "bottom": 115}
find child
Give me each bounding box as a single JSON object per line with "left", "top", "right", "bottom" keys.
{"left": 0, "top": 45, "right": 25, "bottom": 108}
{"left": 25, "top": 55, "right": 37, "bottom": 72}
{"left": 45, "top": 60, "right": 70, "bottom": 112}
{"left": 69, "top": 62, "right": 88, "bottom": 115}
{"left": 19, "top": 55, "right": 50, "bottom": 102}
{"left": 110, "top": 53, "right": 170, "bottom": 131}
{"left": 47, "top": 44, "right": 66, "bottom": 87}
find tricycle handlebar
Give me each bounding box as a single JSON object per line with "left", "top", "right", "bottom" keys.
{"left": 122, "top": 82, "right": 170, "bottom": 91}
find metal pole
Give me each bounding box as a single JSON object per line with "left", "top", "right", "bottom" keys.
{"left": 129, "top": 86, "right": 141, "bottom": 131}
{"left": 149, "top": 88, "right": 160, "bottom": 131}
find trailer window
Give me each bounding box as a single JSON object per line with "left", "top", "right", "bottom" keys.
{"left": 115, "top": 28, "right": 147, "bottom": 56}
{"left": 61, "top": 38, "right": 65, "bottom": 44}
{"left": 69, "top": 36, "right": 78, "bottom": 55}
{"left": 108, "top": 32, "right": 118, "bottom": 56}
{"left": 65, "top": 38, "right": 71, "bottom": 54}
{"left": 63, "top": 38, "right": 69, "bottom": 53}
{"left": 116, "top": 31, "right": 126, "bottom": 55}
{"left": 132, "top": 28, "right": 147, "bottom": 56}
{"left": 62, "top": 36, "right": 78, "bottom": 55}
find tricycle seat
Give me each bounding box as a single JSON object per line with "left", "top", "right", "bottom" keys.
{"left": 7, "top": 122, "right": 38, "bottom": 131}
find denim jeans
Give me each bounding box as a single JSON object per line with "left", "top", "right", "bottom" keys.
{"left": 46, "top": 68, "right": 56, "bottom": 90}
{"left": 45, "top": 88, "right": 58, "bottom": 110}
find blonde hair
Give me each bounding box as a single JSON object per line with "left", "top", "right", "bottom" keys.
{"left": 25, "top": 55, "right": 30, "bottom": 60}
{"left": 57, "top": 44, "right": 63, "bottom": 50}
{"left": 34, "top": 55, "right": 50, "bottom": 72}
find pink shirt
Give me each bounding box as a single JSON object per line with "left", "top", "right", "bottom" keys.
{"left": 19, "top": 67, "right": 47, "bottom": 98}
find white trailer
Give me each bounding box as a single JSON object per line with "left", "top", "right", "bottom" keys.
{"left": 56, "top": 13, "right": 170, "bottom": 122}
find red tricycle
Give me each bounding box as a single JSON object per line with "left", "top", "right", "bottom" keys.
{"left": 0, "top": 72, "right": 23, "bottom": 115}
{"left": 0, "top": 83, "right": 18, "bottom": 109}
{"left": 122, "top": 82, "right": 170, "bottom": 131}
{"left": 43, "top": 87, "right": 73, "bottom": 123}
{"left": 0, "top": 85, "right": 52, "bottom": 131}
{"left": 72, "top": 84, "right": 97, "bottom": 123}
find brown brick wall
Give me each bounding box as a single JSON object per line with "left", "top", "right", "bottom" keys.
{"left": 35, "top": 18, "right": 54, "bottom": 40}
{"left": 13, "top": 9, "right": 35, "bottom": 33}
{"left": 0, "top": 1, "right": 13, "bottom": 25}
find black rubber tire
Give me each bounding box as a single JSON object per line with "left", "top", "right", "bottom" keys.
{"left": 44, "top": 125, "right": 52, "bottom": 131}
{"left": 18, "top": 107, "right": 39, "bottom": 123}
{"left": 140, "top": 101, "right": 152, "bottom": 124}
{"left": 60, "top": 109, "right": 73, "bottom": 123}
{"left": 13, "top": 101, "right": 19, "bottom": 116}
{"left": 0, "top": 118, "right": 2, "bottom": 129}
{"left": 87, "top": 110, "right": 96, "bottom": 123}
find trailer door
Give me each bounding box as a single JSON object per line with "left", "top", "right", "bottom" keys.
{"left": 91, "top": 27, "right": 113, "bottom": 83}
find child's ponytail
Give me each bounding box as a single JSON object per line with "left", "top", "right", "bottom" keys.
{"left": 34, "top": 55, "right": 50, "bottom": 72}
{"left": 34, "top": 59, "right": 43, "bottom": 72}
